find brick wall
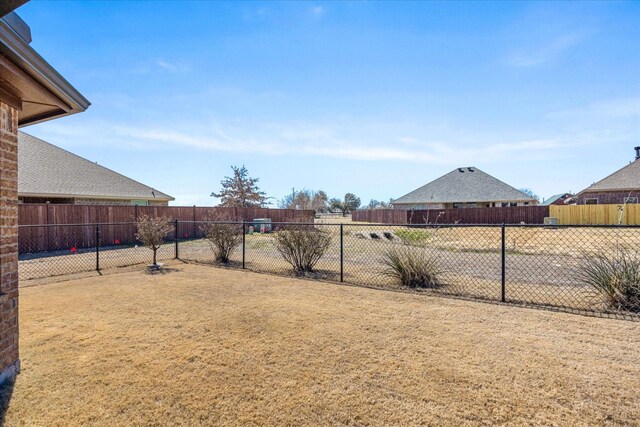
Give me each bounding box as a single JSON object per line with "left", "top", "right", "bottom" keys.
{"left": 0, "top": 102, "right": 19, "bottom": 383}
{"left": 578, "top": 191, "right": 640, "bottom": 205}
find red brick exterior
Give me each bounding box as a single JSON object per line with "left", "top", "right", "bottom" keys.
{"left": 0, "top": 102, "right": 19, "bottom": 382}
{"left": 578, "top": 191, "right": 640, "bottom": 205}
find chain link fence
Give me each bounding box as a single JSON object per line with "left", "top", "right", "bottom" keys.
{"left": 19, "top": 221, "right": 640, "bottom": 320}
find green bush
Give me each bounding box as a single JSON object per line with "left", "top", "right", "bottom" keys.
{"left": 381, "top": 246, "right": 441, "bottom": 288}
{"left": 274, "top": 224, "right": 332, "bottom": 274}
{"left": 394, "top": 228, "right": 432, "bottom": 245}
{"left": 578, "top": 248, "right": 640, "bottom": 312}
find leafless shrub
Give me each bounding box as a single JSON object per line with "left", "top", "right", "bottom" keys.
{"left": 135, "top": 215, "right": 173, "bottom": 266}
{"left": 201, "top": 211, "right": 243, "bottom": 263}
{"left": 274, "top": 223, "right": 332, "bottom": 274}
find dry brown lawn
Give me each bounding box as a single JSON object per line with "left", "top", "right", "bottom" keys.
{"left": 3, "top": 262, "right": 640, "bottom": 426}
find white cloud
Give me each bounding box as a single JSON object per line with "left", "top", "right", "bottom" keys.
{"left": 155, "top": 59, "right": 189, "bottom": 73}
{"left": 129, "top": 59, "right": 189, "bottom": 75}
{"left": 549, "top": 97, "right": 640, "bottom": 119}
{"left": 38, "top": 118, "right": 589, "bottom": 166}
{"left": 310, "top": 6, "right": 325, "bottom": 18}
{"left": 506, "top": 32, "right": 586, "bottom": 67}
{"left": 242, "top": 6, "right": 269, "bottom": 22}
{"left": 35, "top": 86, "right": 628, "bottom": 168}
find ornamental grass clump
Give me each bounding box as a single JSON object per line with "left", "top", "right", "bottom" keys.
{"left": 381, "top": 246, "right": 441, "bottom": 288}
{"left": 274, "top": 224, "right": 332, "bottom": 274}
{"left": 578, "top": 248, "right": 640, "bottom": 312}
{"left": 201, "top": 211, "right": 243, "bottom": 264}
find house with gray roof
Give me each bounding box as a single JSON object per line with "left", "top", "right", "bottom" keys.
{"left": 18, "top": 132, "right": 174, "bottom": 206}
{"left": 575, "top": 147, "right": 640, "bottom": 205}
{"left": 392, "top": 167, "right": 537, "bottom": 210}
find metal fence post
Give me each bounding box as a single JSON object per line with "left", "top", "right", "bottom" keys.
{"left": 174, "top": 218, "right": 179, "bottom": 259}
{"left": 96, "top": 224, "right": 100, "bottom": 272}
{"left": 340, "top": 223, "right": 344, "bottom": 282}
{"left": 501, "top": 223, "right": 506, "bottom": 303}
{"left": 242, "top": 221, "right": 246, "bottom": 269}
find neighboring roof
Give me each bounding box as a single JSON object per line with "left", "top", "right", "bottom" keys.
{"left": 578, "top": 160, "right": 640, "bottom": 194}
{"left": 540, "top": 193, "right": 570, "bottom": 206}
{"left": 18, "top": 132, "right": 174, "bottom": 201}
{"left": 393, "top": 167, "right": 536, "bottom": 205}
{"left": 0, "top": 11, "right": 90, "bottom": 126}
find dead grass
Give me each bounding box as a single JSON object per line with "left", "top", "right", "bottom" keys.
{"left": 2, "top": 263, "right": 639, "bottom": 426}
{"left": 382, "top": 225, "right": 640, "bottom": 257}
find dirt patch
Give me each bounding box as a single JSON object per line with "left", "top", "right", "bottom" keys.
{"left": 2, "top": 264, "right": 639, "bottom": 426}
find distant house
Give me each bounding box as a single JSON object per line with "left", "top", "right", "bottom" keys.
{"left": 18, "top": 132, "right": 174, "bottom": 206}
{"left": 576, "top": 147, "right": 640, "bottom": 205}
{"left": 540, "top": 193, "right": 573, "bottom": 206}
{"left": 392, "top": 167, "right": 538, "bottom": 210}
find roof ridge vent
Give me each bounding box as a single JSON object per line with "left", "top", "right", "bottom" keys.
{"left": 467, "top": 167, "right": 474, "bottom": 172}
{"left": 458, "top": 168, "right": 465, "bottom": 172}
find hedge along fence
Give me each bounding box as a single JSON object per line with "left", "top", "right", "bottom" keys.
{"left": 18, "top": 204, "right": 314, "bottom": 254}
{"left": 352, "top": 206, "right": 550, "bottom": 225}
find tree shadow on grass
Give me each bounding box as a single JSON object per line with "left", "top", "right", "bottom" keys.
{"left": 145, "top": 266, "right": 183, "bottom": 276}
{"left": 0, "top": 379, "right": 15, "bottom": 426}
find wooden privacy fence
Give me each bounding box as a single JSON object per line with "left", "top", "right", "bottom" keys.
{"left": 352, "top": 206, "right": 550, "bottom": 225}
{"left": 18, "top": 204, "right": 313, "bottom": 225}
{"left": 18, "top": 204, "right": 314, "bottom": 254}
{"left": 352, "top": 209, "right": 409, "bottom": 224}
{"left": 550, "top": 204, "right": 640, "bottom": 225}
{"left": 409, "top": 206, "right": 550, "bottom": 225}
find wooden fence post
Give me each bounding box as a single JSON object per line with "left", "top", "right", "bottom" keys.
{"left": 192, "top": 205, "right": 196, "bottom": 238}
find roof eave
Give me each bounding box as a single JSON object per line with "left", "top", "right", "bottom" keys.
{"left": 577, "top": 187, "right": 638, "bottom": 196}
{"left": 0, "top": 15, "right": 90, "bottom": 126}
{"left": 0, "top": 1, "right": 29, "bottom": 19}
{"left": 18, "top": 192, "right": 174, "bottom": 202}
{"left": 393, "top": 198, "right": 537, "bottom": 204}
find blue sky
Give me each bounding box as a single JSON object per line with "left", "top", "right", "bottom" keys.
{"left": 18, "top": 1, "right": 640, "bottom": 206}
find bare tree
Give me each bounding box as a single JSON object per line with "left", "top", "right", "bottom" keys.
{"left": 211, "top": 165, "right": 270, "bottom": 207}
{"left": 367, "top": 199, "right": 390, "bottom": 209}
{"left": 135, "top": 215, "right": 173, "bottom": 266}
{"left": 279, "top": 188, "right": 328, "bottom": 212}
{"left": 519, "top": 188, "right": 540, "bottom": 202}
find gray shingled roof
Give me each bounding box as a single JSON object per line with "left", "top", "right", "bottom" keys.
{"left": 578, "top": 160, "right": 640, "bottom": 193}
{"left": 393, "top": 167, "right": 536, "bottom": 204}
{"left": 18, "top": 132, "right": 174, "bottom": 201}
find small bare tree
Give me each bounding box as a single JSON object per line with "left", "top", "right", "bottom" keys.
{"left": 201, "top": 210, "right": 243, "bottom": 263}
{"left": 135, "top": 215, "right": 173, "bottom": 266}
